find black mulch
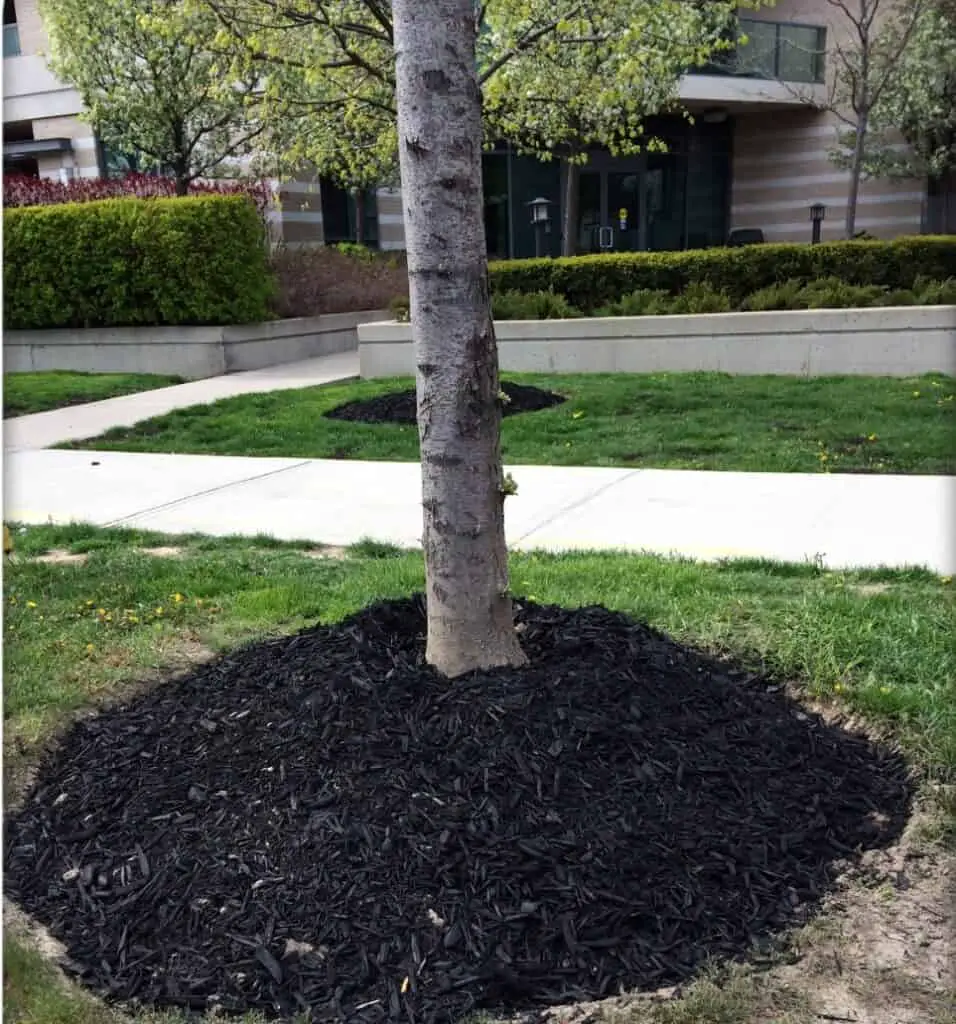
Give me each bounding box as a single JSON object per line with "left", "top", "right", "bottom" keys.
{"left": 5, "top": 598, "right": 912, "bottom": 1023}
{"left": 324, "top": 381, "right": 565, "bottom": 425}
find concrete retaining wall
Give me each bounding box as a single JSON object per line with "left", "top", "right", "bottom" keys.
{"left": 5, "top": 310, "right": 390, "bottom": 379}
{"left": 357, "top": 305, "right": 956, "bottom": 378}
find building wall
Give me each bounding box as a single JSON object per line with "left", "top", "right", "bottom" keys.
{"left": 730, "top": 110, "right": 923, "bottom": 242}
{"left": 3, "top": 0, "right": 99, "bottom": 179}
{"left": 728, "top": 0, "right": 925, "bottom": 241}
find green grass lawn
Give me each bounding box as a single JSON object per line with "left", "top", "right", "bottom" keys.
{"left": 4, "top": 371, "right": 184, "bottom": 418}
{"left": 60, "top": 372, "right": 956, "bottom": 475}
{"left": 4, "top": 524, "right": 954, "bottom": 1023}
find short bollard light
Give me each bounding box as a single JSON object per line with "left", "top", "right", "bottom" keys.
{"left": 810, "top": 202, "right": 827, "bottom": 244}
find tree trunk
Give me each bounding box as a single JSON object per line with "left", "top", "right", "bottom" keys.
{"left": 845, "top": 112, "right": 869, "bottom": 239}
{"left": 172, "top": 121, "right": 190, "bottom": 196}
{"left": 353, "top": 188, "right": 366, "bottom": 245}
{"left": 562, "top": 159, "right": 580, "bottom": 257}
{"left": 393, "top": 0, "right": 527, "bottom": 678}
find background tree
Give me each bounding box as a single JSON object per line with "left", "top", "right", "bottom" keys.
{"left": 198, "top": 0, "right": 747, "bottom": 249}
{"left": 790, "top": 0, "right": 932, "bottom": 238}
{"left": 39, "top": 0, "right": 265, "bottom": 194}
{"left": 842, "top": 0, "right": 956, "bottom": 186}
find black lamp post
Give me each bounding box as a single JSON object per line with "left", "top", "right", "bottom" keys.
{"left": 810, "top": 202, "right": 826, "bottom": 245}
{"left": 527, "top": 196, "right": 553, "bottom": 258}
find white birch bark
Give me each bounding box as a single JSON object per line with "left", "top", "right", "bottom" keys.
{"left": 392, "top": 0, "right": 527, "bottom": 677}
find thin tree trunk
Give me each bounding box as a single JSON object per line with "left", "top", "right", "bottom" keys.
{"left": 353, "top": 188, "right": 366, "bottom": 245}
{"left": 562, "top": 159, "right": 580, "bottom": 257}
{"left": 845, "top": 112, "right": 869, "bottom": 239}
{"left": 172, "top": 121, "right": 190, "bottom": 196}
{"left": 393, "top": 0, "right": 527, "bottom": 677}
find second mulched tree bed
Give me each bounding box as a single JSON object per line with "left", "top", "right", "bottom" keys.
{"left": 324, "top": 381, "right": 565, "bottom": 425}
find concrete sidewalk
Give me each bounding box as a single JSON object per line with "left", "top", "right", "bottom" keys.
{"left": 6, "top": 448, "right": 954, "bottom": 573}
{"left": 3, "top": 351, "right": 359, "bottom": 452}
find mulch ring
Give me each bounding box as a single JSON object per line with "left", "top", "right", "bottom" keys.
{"left": 324, "top": 381, "right": 565, "bottom": 425}
{"left": 4, "top": 598, "right": 912, "bottom": 1023}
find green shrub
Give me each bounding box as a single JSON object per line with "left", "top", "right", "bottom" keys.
{"left": 389, "top": 295, "right": 411, "bottom": 322}
{"left": 913, "top": 275, "right": 956, "bottom": 305}
{"left": 334, "top": 242, "right": 377, "bottom": 263}
{"left": 739, "top": 279, "right": 806, "bottom": 311}
{"left": 4, "top": 195, "right": 274, "bottom": 329}
{"left": 488, "top": 235, "right": 956, "bottom": 310}
{"left": 594, "top": 288, "right": 673, "bottom": 317}
{"left": 877, "top": 288, "right": 920, "bottom": 306}
{"left": 794, "top": 277, "right": 889, "bottom": 309}
{"left": 670, "top": 281, "right": 732, "bottom": 314}
{"left": 491, "top": 289, "right": 581, "bottom": 320}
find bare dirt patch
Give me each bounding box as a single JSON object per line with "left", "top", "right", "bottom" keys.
{"left": 29, "top": 549, "right": 91, "bottom": 565}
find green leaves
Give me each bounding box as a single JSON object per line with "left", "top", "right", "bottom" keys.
{"left": 38, "top": 0, "right": 266, "bottom": 187}
{"left": 192, "top": 0, "right": 750, "bottom": 185}
{"left": 830, "top": 0, "right": 955, "bottom": 182}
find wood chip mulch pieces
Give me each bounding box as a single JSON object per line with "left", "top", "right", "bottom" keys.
{"left": 324, "top": 381, "right": 565, "bottom": 425}
{"left": 4, "top": 597, "right": 912, "bottom": 1022}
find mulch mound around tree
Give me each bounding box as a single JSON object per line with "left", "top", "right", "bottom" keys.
{"left": 5, "top": 598, "right": 912, "bottom": 1023}
{"left": 324, "top": 381, "right": 565, "bottom": 425}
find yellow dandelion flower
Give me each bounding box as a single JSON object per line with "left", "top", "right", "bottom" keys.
{"left": 26, "top": 600, "right": 37, "bottom": 609}
{"left": 833, "top": 682, "right": 844, "bottom": 693}
{"left": 879, "top": 686, "right": 890, "bottom": 694}
{"left": 86, "top": 643, "right": 95, "bottom": 653}
{"left": 172, "top": 593, "right": 184, "bottom": 603}
{"left": 85, "top": 600, "right": 95, "bottom": 607}
{"left": 127, "top": 614, "right": 139, "bottom": 624}
{"left": 571, "top": 410, "right": 584, "bottom": 420}
{"left": 867, "top": 433, "right": 877, "bottom": 442}
{"left": 154, "top": 606, "right": 164, "bottom": 616}
{"left": 912, "top": 391, "right": 920, "bottom": 397}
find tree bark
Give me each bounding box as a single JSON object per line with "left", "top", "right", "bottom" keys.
{"left": 393, "top": 0, "right": 527, "bottom": 677}
{"left": 172, "top": 121, "right": 190, "bottom": 196}
{"left": 353, "top": 188, "right": 366, "bottom": 245}
{"left": 562, "top": 159, "right": 580, "bottom": 257}
{"left": 845, "top": 111, "right": 869, "bottom": 239}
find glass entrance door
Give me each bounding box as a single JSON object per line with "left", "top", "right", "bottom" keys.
{"left": 606, "top": 171, "right": 642, "bottom": 251}
{"left": 576, "top": 165, "right": 645, "bottom": 253}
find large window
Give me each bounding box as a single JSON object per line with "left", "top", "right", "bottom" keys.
{"left": 3, "top": 0, "right": 20, "bottom": 57}
{"left": 320, "top": 180, "right": 379, "bottom": 247}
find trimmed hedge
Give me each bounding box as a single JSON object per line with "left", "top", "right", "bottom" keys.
{"left": 3, "top": 195, "right": 275, "bottom": 330}
{"left": 488, "top": 236, "right": 956, "bottom": 311}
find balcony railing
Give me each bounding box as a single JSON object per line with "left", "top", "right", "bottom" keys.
{"left": 694, "top": 18, "right": 826, "bottom": 85}
{"left": 3, "top": 22, "right": 21, "bottom": 57}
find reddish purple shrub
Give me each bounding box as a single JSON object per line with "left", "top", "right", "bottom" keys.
{"left": 2, "top": 173, "right": 271, "bottom": 216}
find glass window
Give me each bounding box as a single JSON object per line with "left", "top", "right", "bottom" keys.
{"left": 320, "top": 181, "right": 379, "bottom": 247}
{"left": 778, "top": 24, "right": 826, "bottom": 83}
{"left": 482, "top": 151, "right": 510, "bottom": 260}
{"left": 684, "top": 121, "right": 730, "bottom": 249}
{"left": 3, "top": 23, "right": 20, "bottom": 56}
{"left": 737, "top": 19, "right": 778, "bottom": 78}
{"left": 509, "top": 153, "right": 561, "bottom": 259}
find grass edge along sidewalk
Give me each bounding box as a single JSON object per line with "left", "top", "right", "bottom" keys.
{"left": 56, "top": 372, "right": 956, "bottom": 476}
{"left": 4, "top": 523, "right": 955, "bottom": 1024}
{"left": 4, "top": 371, "right": 184, "bottom": 418}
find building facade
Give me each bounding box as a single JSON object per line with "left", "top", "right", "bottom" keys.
{"left": 4, "top": 0, "right": 953, "bottom": 250}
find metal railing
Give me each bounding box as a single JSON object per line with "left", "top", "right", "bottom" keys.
{"left": 694, "top": 17, "right": 827, "bottom": 85}
{"left": 3, "top": 22, "right": 21, "bottom": 57}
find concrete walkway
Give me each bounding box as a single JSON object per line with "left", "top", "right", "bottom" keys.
{"left": 6, "top": 448, "right": 954, "bottom": 573}
{"left": 3, "top": 351, "right": 359, "bottom": 452}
